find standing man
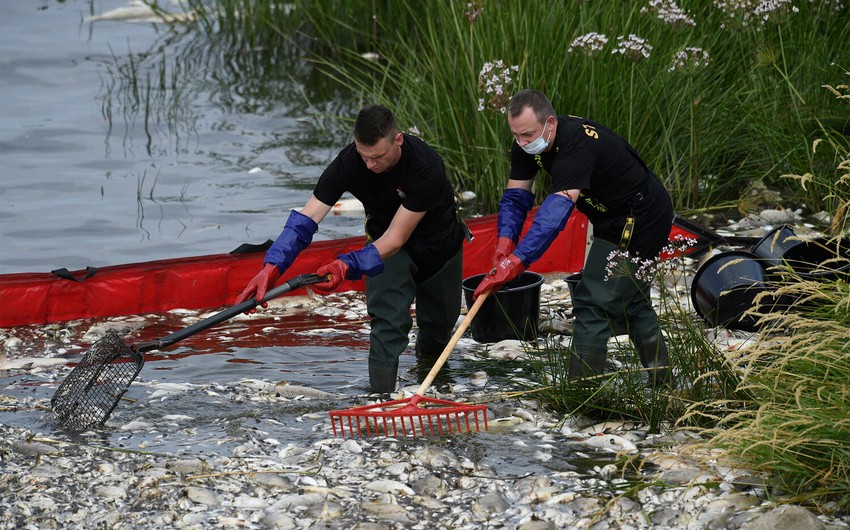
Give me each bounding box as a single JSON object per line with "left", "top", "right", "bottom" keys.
{"left": 473, "top": 89, "right": 674, "bottom": 385}
{"left": 238, "top": 104, "right": 466, "bottom": 393}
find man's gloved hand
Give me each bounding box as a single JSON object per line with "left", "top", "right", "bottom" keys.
{"left": 314, "top": 244, "right": 384, "bottom": 292}
{"left": 491, "top": 236, "right": 516, "bottom": 269}
{"left": 473, "top": 253, "right": 525, "bottom": 300}
{"left": 235, "top": 263, "right": 281, "bottom": 309}
{"left": 315, "top": 259, "right": 350, "bottom": 291}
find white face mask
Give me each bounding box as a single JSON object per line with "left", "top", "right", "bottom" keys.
{"left": 519, "top": 120, "right": 552, "bottom": 155}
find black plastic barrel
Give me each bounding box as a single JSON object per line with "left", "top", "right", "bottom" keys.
{"left": 751, "top": 225, "right": 802, "bottom": 270}
{"left": 777, "top": 237, "right": 848, "bottom": 281}
{"left": 691, "top": 250, "right": 770, "bottom": 332}
{"left": 752, "top": 226, "right": 849, "bottom": 280}
{"left": 462, "top": 272, "right": 544, "bottom": 343}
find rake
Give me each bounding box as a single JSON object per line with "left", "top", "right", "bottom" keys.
{"left": 329, "top": 292, "right": 490, "bottom": 437}
{"left": 51, "top": 273, "right": 325, "bottom": 431}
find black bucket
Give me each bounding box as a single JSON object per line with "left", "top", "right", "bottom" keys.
{"left": 752, "top": 226, "right": 849, "bottom": 280}
{"left": 462, "top": 272, "right": 544, "bottom": 343}
{"left": 691, "top": 250, "right": 771, "bottom": 332}
{"left": 565, "top": 272, "right": 582, "bottom": 298}
{"left": 751, "top": 225, "right": 803, "bottom": 270}
{"left": 776, "top": 237, "right": 848, "bottom": 281}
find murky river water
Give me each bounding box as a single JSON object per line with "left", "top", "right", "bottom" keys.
{"left": 0, "top": 0, "right": 360, "bottom": 276}
{"left": 0, "top": 1, "right": 608, "bottom": 487}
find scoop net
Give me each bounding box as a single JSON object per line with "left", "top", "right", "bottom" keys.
{"left": 51, "top": 332, "right": 144, "bottom": 430}
{"left": 329, "top": 394, "right": 488, "bottom": 438}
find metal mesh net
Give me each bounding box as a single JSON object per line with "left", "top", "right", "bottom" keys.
{"left": 51, "top": 332, "right": 144, "bottom": 430}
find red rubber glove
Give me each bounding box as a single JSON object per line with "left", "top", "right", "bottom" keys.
{"left": 473, "top": 254, "right": 525, "bottom": 300}
{"left": 315, "top": 259, "right": 350, "bottom": 291}
{"left": 492, "top": 236, "right": 516, "bottom": 269}
{"left": 236, "top": 263, "right": 281, "bottom": 310}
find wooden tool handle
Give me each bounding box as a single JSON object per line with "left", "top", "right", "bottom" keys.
{"left": 415, "top": 291, "right": 489, "bottom": 396}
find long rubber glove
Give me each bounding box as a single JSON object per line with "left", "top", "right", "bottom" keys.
{"left": 473, "top": 254, "right": 525, "bottom": 300}
{"left": 497, "top": 188, "right": 535, "bottom": 242}
{"left": 236, "top": 209, "right": 317, "bottom": 307}
{"left": 513, "top": 193, "right": 574, "bottom": 267}
{"left": 264, "top": 209, "right": 319, "bottom": 271}
{"left": 316, "top": 244, "right": 384, "bottom": 291}
{"left": 491, "top": 236, "right": 516, "bottom": 269}
{"left": 235, "top": 263, "right": 281, "bottom": 307}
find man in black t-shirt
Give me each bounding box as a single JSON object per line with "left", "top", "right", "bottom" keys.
{"left": 237, "top": 105, "right": 466, "bottom": 393}
{"left": 474, "top": 89, "right": 674, "bottom": 386}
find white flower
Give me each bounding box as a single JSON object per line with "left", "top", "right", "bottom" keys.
{"left": 669, "top": 47, "right": 712, "bottom": 73}
{"left": 478, "top": 60, "right": 520, "bottom": 113}
{"left": 612, "top": 34, "right": 654, "bottom": 61}
{"left": 568, "top": 32, "right": 609, "bottom": 56}
{"left": 641, "top": 0, "right": 696, "bottom": 26}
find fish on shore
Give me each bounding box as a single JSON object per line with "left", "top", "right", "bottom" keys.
{"left": 0, "top": 353, "right": 66, "bottom": 371}
{"left": 577, "top": 433, "right": 639, "bottom": 454}
{"left": 241, "top": 379, "right": 340, "bottom": 401}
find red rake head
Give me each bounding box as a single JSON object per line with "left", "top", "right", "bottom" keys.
{"left": 329, "top": 395, "right": 488, "bottom": 438}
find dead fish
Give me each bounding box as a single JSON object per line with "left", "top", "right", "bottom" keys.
{"left": 0, "top": 355, "right": 66, "bottom": 371}
{"left": 86, "top": 0, "right": 196, "bottom": 24}
{"left": 579, "top": 433, "right": 638, "bottom": 454}
{"left": 258, "top": 381, "right": 338, "bottom": 400}
{"left": 148, "top": 382, "right": 196, "bottom": 399}
{"left": 365, "top": 479, "right": 414, "bottom": 495}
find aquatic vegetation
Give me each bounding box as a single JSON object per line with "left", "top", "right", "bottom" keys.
{"left": 683, "top": 79, "right": 850, "bottom": 511}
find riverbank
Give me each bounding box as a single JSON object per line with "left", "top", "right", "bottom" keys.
{"left": 2, "top": 398, "right": 846, "bottom": 529}
{"left": 2, "top": 222, "right": 848, "bottom": 528}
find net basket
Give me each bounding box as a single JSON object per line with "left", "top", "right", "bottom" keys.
{"left": 51, "top": 332, "right": 144, "bottom": 430}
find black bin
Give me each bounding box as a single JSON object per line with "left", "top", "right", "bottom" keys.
{"left": 462, "top": 272, "right": 544, "bottom": 343}
{"left": 752, "top": 225, "right": 850, "bottom": 281}
{"left": 691, "top": 250, "right": 770, "bottom": 332}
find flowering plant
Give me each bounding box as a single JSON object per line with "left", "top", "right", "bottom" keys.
{"left": 477, "top": 60, "right": 519, "bottom": 114}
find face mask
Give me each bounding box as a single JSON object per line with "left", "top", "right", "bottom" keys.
{"left": 519, "top": 120, "right": 552, "bottom": 155}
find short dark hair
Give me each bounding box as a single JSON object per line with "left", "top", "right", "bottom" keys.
{"left": 354, "top": 104, "right": 399, "bottom": 145}
{"left": 508, "top": 89, "right": 556, "bottom": 124}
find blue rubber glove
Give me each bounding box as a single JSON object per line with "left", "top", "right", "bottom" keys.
{"left": 513, "top": 193, "right": 574, "bottom": 266}
{"left": 316, "top": 243, "right": 383, "bottom": 291}
{"left": 264, "top": 209, "right": 318, "bottom": 273}
{"left": 497, "top": 188, "right": 535, "bottom": 242}
{"left": 339, "top": 243, "right": 384, "bottom": 280}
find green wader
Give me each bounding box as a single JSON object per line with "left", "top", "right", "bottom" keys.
{"left": 570, "top": 238, "right": 670, "bottom": 385}
{"left": 365, "top": 247, "right": 463, "bottom": 393}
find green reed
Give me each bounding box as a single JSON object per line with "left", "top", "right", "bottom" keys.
{"left": 527, "top": 240, "right": 745, "bottom": 433}
{"left": 680, "top": 78, "right": 850, "bottom": 510}
{"left": 181, "top": 0, "right": 848, "bottom": 214}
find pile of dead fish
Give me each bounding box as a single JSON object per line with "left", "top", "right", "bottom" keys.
{"left": 1, "top": 212, "right": 847, "bottom": 529}
{"left": 0, "top": 402, "right": 841, "bottom": 529}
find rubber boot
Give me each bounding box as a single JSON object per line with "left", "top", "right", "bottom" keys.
{"left": 636, "top": 334, "right": 672, "bottom": 388}
{"left": 368, "top": 362, "right": 398, "bottom": 394}
{"left": 415, "top": 333, "right": 446, "bottom": 359}
{"left": 567, "top": 350, "right": 607, "bottom": 380}
{"left": 413, "top": 334, "right": 455, "bottom": 388}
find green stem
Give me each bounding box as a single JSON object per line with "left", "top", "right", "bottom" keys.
{"left": 628, "top": 63, "right": 635, "bottom": 141}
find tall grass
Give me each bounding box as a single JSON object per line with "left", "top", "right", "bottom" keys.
{"left": 682, "top": 78, "right": 850, "bottom": 511}
{"left": 528, "top": 238, "right": 747, "bottom": 433}
{"left": 184, "top": 0, "right": 850, "bottom": 214}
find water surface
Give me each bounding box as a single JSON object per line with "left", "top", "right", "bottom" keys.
{"left": 1, "top": 0, "right": 358, "bottom": 275}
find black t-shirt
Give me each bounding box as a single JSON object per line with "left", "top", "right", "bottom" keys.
{"left": 510, "top": 115, "right": 673, "bottom": 256}
{"left": 314, "top": 134, "right": 463, "bottom": 280}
